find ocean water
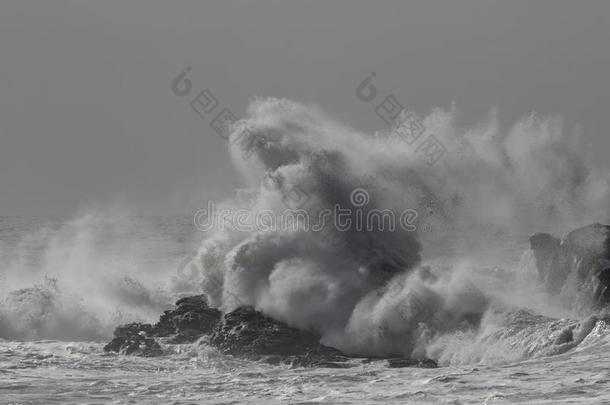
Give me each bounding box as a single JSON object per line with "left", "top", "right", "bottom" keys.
{"left": 1, "top": 215, "right": 610, "bottom": 405}
{"left": 2, "top": 336, "right": 610, "bottom": 404}
{"left": 2, "top": 98, "right": 610, "bottom": 404}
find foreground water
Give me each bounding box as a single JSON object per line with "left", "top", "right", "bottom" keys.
{"left": 2, "top": 336, "right": 610, "bottom": 404}
{"left": 1, "top": 215, "right": 610, "bottom": 404}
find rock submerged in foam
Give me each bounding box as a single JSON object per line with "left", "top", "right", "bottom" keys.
{"left": 103, "top": 295, "right": 219, "bottom": 356}
{"left": 103, "top": 322, "right": 162, "bottom": 357}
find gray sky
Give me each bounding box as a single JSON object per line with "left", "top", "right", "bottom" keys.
{"left": 1, "top": 0, "right": 609, "bottom": 215}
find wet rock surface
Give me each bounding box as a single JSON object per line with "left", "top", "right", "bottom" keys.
{"left": 387, "top": 358, "right": 438, "bottom": 368}
{"left": 209, "top": 306, "right": 350, "bottom": 367}
{"left": 104, "top": 296, "right": 348, "bottom": 367}
{"left": 530, "top": 223, "right": 610, "bottom": 307}
{"left": 104, "top": 295, "right": 219, "bottom": 354}
{"left": 104, "top": 295, "right": 441, "bottom": 368}
{"left": 103, "top": 322, "right": 162, "bottom": 357}
{"left": 151, "top": 295, "right": 221, "bottom": 343}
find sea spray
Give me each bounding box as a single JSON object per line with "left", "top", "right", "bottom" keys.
{"left": 1, "top": 98, "right": 608, "bottom": 366}
{"left": 195, "top": 97, "right": 609, "bottom": 361}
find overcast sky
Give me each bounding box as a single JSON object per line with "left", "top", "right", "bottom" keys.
{"left": 1, "top": 0, "right": 609, "bottom": 215}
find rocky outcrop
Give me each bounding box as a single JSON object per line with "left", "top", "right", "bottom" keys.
{"left": 104, "top": 295, "right": 439, "bottom": 368}
{"left": 209, "top": 306, "right": 350, "bottom": 367}
{"left": 103, "top": 322, "right": 162, "bottom": 357}
{"left": 151, "top": 295, "right": 221, "bottom": 343}
{"left": 104, "top": 295, "right": 220, "bottom": 354}
{"left": 104, "top": 296, "right": 349, "bottom": 367}
{"left": 530, "top": 223, "right": 610, "bottom": 307}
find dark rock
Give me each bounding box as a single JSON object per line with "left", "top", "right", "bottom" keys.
{"left": 104, "top": 296, "right": 348, "bottom": 367}
{"left": 209, "top": 306, "right": 350, "bottom": 367}
{"left": 387, "top": 357, "right": 438, "bottom": 368}
{"left": 103, "top": 322, "right": 162, "bottom": 357}
{"left": 563, "top": 223, "right": 610, "bottom": 255}
{"left": 104, "top": 295, "right": 220, "bottom": 356}
{"left": 530, "top": 232, "right": 562, "bottom": 291}
{"left": 106, "top": 296, "right": 436, "bottom": 369}
{"left": 151, "top": 295, "right": 221, "bottom": 342}
{"left": 530, "top": 223, "right": 610, "bottom": 307}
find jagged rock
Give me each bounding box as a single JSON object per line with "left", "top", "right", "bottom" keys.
{"left": 104, "top": 295, "right": 221, "bottom": 355}
{"left": 104, "top": 296, "right": 435, "bottom": 369}
{"left": 151, "top": 295, "right": 221, "bottom": 343}
{"left": 530, "top": 223, "right": 610, "bottom": 307}
{"left": 103, "top": 322, "right": 162, "bottom": 356}
{"left": 209, "top": 306, "right": 349, "bottom": 367}
{"left": 387, "top": 358, "right": 438, "bottom": 368}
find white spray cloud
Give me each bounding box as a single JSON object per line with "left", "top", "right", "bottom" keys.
{"left": 196, "top": 97, "right": 609, "bottom": 361}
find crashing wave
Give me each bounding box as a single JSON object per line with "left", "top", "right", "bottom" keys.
{"left": 3, "top": 98, "right": 609, "bottom": 368}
